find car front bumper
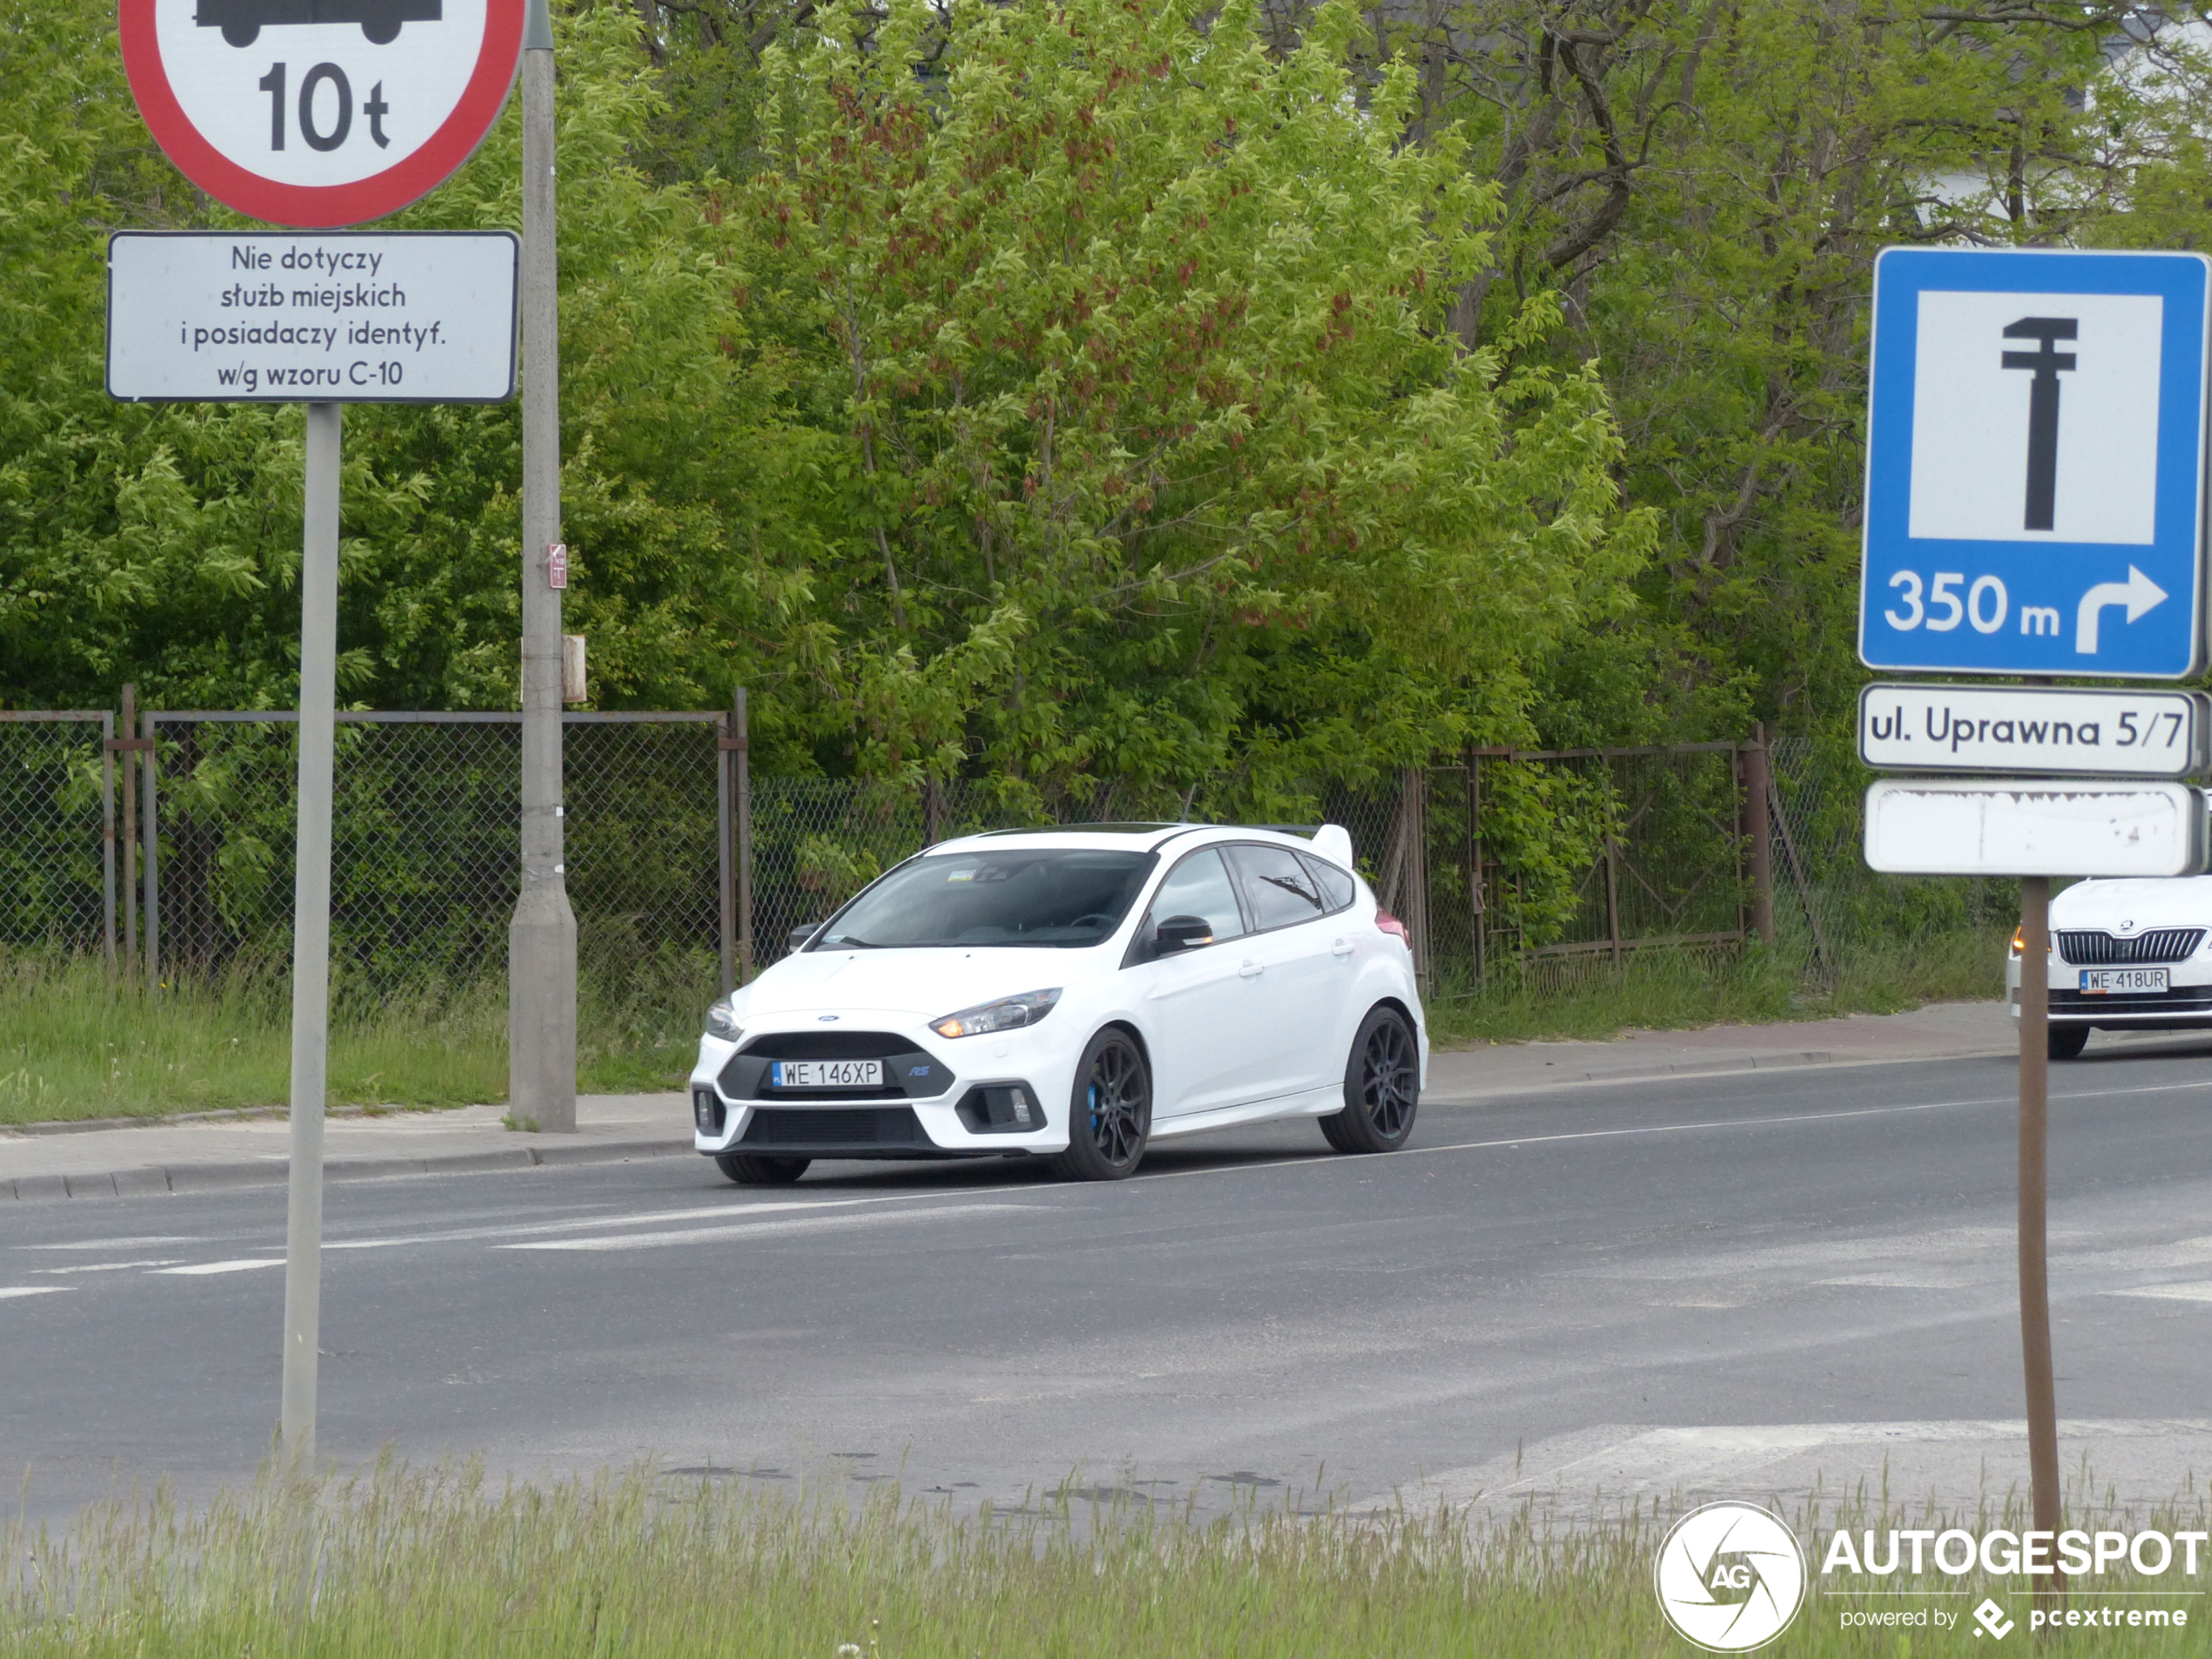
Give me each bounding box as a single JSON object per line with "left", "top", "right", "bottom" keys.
{"left": 688, "top": 1017, "right": 1078, "bottom": 1158}
{"left": 2006, "top": 954, "right": 2212, "bottom": 1024}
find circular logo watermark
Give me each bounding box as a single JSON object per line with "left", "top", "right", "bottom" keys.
{"left": 1653, "top": 1501, "right": 1807, "bottom": 1652}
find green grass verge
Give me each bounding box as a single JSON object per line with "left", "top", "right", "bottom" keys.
{"left": 4, "top": 1461, "right": 2204, "bottom": 1657}
{"left": 0, "top": 950, "right": 703, "bottom": 1125}
{"left": 1427, "top": 926, "right": 2007, "bottom": 1048}
{"left": 1, "top": 926, "right": 2006, "bottom": 1126}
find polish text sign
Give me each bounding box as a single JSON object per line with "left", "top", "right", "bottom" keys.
{"left": 1858, "top": 684, "right": 2209, "bottom": 777}
{"left": 118, "top": 0, "right": 523, "bottom": 226}
{"left": 1858, "top": 247, "right": 2212, "bottom": 679}
{"left": 107, "top": 231, "right": 518, "bottom": 403}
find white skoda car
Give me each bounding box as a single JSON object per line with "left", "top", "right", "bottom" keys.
{"left": 2006, "top": 876, "right": 2212, "bottom": 1058}
{"left": 689, "top": 823, "right": 1426, "bottom": 1183}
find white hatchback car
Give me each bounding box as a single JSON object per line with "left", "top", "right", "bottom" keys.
{"left": 689, "top": 823, "right": 1427, "bottom": 1183}
{"left": 2006, "top": 875, "right": 2212, "bottom": 1058}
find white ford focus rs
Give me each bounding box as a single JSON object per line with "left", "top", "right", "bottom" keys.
{"left": 689, "top": 822, "right": 1427, "bottom": 1184}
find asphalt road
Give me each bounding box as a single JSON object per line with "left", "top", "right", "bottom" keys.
{"left": 9, "top": 1040, "right": 2212, "bottom": 1526}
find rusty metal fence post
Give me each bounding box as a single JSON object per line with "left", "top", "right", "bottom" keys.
{"left": 1743, "top": 723, "right": 1775, "bottom": 947}
{"left": 718, "top": 699, "right": 736, "bottom": 997}
{"left": 734, "top": 688, "right": 753, "bottom": 985}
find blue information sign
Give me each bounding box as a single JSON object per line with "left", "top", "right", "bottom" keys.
{"left": 1858, "top": 247, "right": 2210, "bottom": 678}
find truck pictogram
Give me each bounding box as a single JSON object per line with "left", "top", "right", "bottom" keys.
{"left": 194, "top": 0, "right": 441, "bottom": 48}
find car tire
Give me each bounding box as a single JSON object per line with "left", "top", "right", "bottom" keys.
{"left": 2047, "top": 1024, "right": 2089, "bottom": 1061}
{"left": 1320, "top": 1006, "right": 1420, "bottom": 1154}
{"left": 714, "top": 1153, "right": 810, "bottom": 1185}
{"left": 1055, "top": 1028, "right": 1150, "bottom": 1181}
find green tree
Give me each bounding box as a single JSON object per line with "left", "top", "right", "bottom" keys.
{"left": 722, "top": 0, "right": 1650, "bottom": 810}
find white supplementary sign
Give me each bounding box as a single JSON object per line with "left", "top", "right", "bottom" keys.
{"left": 1865, "top": 779, "right": 2208, "bottom": 877}
{"left": 1858, "top": 684, "right": 2209, "bottom": 777}
{"left": 107, "top": 231, "right": 517, "bottom": 403}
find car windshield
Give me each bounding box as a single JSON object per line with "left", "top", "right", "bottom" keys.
{"left": 817, "top": 849, "right": 1154, "bottom": 949}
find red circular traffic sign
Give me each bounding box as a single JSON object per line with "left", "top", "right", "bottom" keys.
{"left": 119, "top": 0, "right": 523, "bottom": 226}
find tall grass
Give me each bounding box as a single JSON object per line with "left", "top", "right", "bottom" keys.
{"left": 0, "top": 949, "right": 707, "bottom": 1125}
{"left": 3, "top": 1460, "right": 2204, "bottom": 1657}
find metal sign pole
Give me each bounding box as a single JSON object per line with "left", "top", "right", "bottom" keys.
{"left": 280, "top": 399, "right": 341, "bottom": 1467}
{"left": 509, "top": 0, "right": 578, "bottom": 1132}
{"left": 2017, "top": 874, "right": 2064, "bottom": 1601}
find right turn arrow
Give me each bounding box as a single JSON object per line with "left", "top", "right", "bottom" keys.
{"left": 2075, "top": 565, "right": 2168, "bottom": 654}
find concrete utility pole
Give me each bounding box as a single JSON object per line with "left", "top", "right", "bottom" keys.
{"left": 509, "top": 0, "right": 577, "bottom": 1133}
{"left": 280, "top": 399, "right": 342, "bottom": 1464}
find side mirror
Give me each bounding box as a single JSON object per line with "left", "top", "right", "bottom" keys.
{"left": 788, "top": 922, "right": 822, "bottom": 954}
{"left": 1155, "top": 914, "right": 1215, "bottom": 954}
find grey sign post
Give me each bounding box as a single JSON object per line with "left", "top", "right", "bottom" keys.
{"left": 108, "top": 230, "right": 518, "bottom": 1464}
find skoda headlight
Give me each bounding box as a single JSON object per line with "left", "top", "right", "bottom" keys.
{"left": 930, "top": 988, "right": 1062, "bottom": 1039}
{"left": 705, "top": 995, "right": 744, "bottom": 1042}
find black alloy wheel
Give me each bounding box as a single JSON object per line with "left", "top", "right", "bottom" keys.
{"left": 1320, "top": 1007, "right": 1420, "bottom": 1155}
{"left": 1055, "top": 1028, "right": 1151, "bottom": 1181}
{"left": 715, "top": 1153, "right": 811, "bottom": 1185}
{"left": 2047, "top": 1023, "right": 2089, "bottom": 1061}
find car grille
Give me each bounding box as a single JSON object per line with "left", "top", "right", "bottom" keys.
{"left": 2056, "top": 928, "right": 2204, "bottom": 965}
{"left": 738, "top": 1107, "right": 929, "bottom": 1149}
{"left": 717, "top": 1031, "right": 950, "bottom": 1101}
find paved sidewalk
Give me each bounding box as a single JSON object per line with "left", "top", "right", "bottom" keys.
{"left": 0, "top": 1094, "right": 691, "bottom": 1202}
{"left": 9, "top": 996, "right": 2189, "bottom": 1203}
{"left": 1424, "top": 998, "right": 2026, "bottom": 1103}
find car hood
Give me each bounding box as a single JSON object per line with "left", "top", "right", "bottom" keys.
{"left": 2051, "top": 876, "right": 2212, "bottom": 931}
{"left": 732, "top": 947, "right": 1095, "bottom": 1021}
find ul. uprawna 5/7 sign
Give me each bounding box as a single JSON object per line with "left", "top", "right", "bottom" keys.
{"left": 1858, "top": 247, "right": 2211, "bottom": 679}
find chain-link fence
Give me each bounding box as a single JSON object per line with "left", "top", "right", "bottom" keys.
{"left": 1766, "top": 733, "right": 2018, "bottom": 982}
{"left": 145, "top": 711, "right": 725, "bottom": 997}
{"left": 0, "top": 712, "right": 116, "bottom": 967}
{"left": 3, "top": 698, "right": 2020, "bottom": 1008}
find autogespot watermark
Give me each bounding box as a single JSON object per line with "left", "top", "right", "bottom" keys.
{"left": 1654, "top": 1502, "right": 1809, "bottom": 1651}
{"left": 1654, "top": 1508, "right": 2203, "bottom": 1649}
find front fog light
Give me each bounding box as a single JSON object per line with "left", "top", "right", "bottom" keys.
{"left": 692, "top": 1088, "right": 725, "bottom": 1135}
{"left": 705, "top": 996, "right": 743, "bottom": 1042}
{"left": 931, "top": 988, "right": 1062, "bottom": 1039}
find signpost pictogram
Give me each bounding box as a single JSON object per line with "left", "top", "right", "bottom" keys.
{"left": 1858, "top": 246, "right": 2212, "bottom": 679}
{"left": 118, "top": 0, "right": 523, "bottom": 226}
{"left": 1855, "top": 244, "right": 2212, "bottom": 1614}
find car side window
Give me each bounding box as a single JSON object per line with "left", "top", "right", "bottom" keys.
{"left": 1143, "top": 848, "right": 1248, "bottom": 947}
{"left": 1300, "top": 853, "right": 1356, "bottom": 913}
{"left": 1230, "top": 844, "right": 1328, "bottom": 932}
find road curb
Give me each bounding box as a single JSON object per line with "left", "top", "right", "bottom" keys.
{"left": 0, "top": 1136, "right": 691, "bottom": 1204}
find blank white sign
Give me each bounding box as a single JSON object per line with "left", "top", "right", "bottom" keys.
{"left": 1865, "top": 779, "right": 2206, "bottom": 876}
{"left": 1908, "top": 289, "right": 2162, "bottom": 545}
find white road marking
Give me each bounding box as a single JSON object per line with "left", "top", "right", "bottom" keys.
{"left": 36, "top": 1260, "right": 185, "bottom": 1275}
{"left": 322, "top": 1192, "right": 1003, "bottom": 1253}
{"left": 0, "top": 1287, "right": 71, "bottom": 1300}
{"left": 153, "top": 1259, "right": 287, "bottom": 1277}
{"left": 23, "top": 1236, "right": 206, "bottom": 1251}
{"left": 502, "top": 1203, "right": 1047, "bottom": 1253}
{"left": 2111, "top": 1282, "right": 2212, "bottom": 1303}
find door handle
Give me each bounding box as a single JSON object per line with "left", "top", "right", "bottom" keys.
{"left": 1332, "top": 939, "right": 1353, "bottom": 958}
{"left": 1238, "top": 959, "right": 1264, "bottom": 979}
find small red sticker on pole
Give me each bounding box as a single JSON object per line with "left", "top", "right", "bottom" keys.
{"left": 545, "top": 543, "right": 567, "bottom": 589}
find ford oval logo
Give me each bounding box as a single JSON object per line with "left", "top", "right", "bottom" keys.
{"left": 818, "top": 1014, "right": 840, "bottom": 1022}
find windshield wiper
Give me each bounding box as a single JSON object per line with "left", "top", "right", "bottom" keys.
{"left": 820, "top": 935, "right": 881, "bottom": 948}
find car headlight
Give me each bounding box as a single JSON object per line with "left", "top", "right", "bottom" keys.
{"left": 930, "top": 988, "right": 1062, "bottom": 1039}
{"left": 705, "top": 996, "right": 744, "bottom": 1042}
